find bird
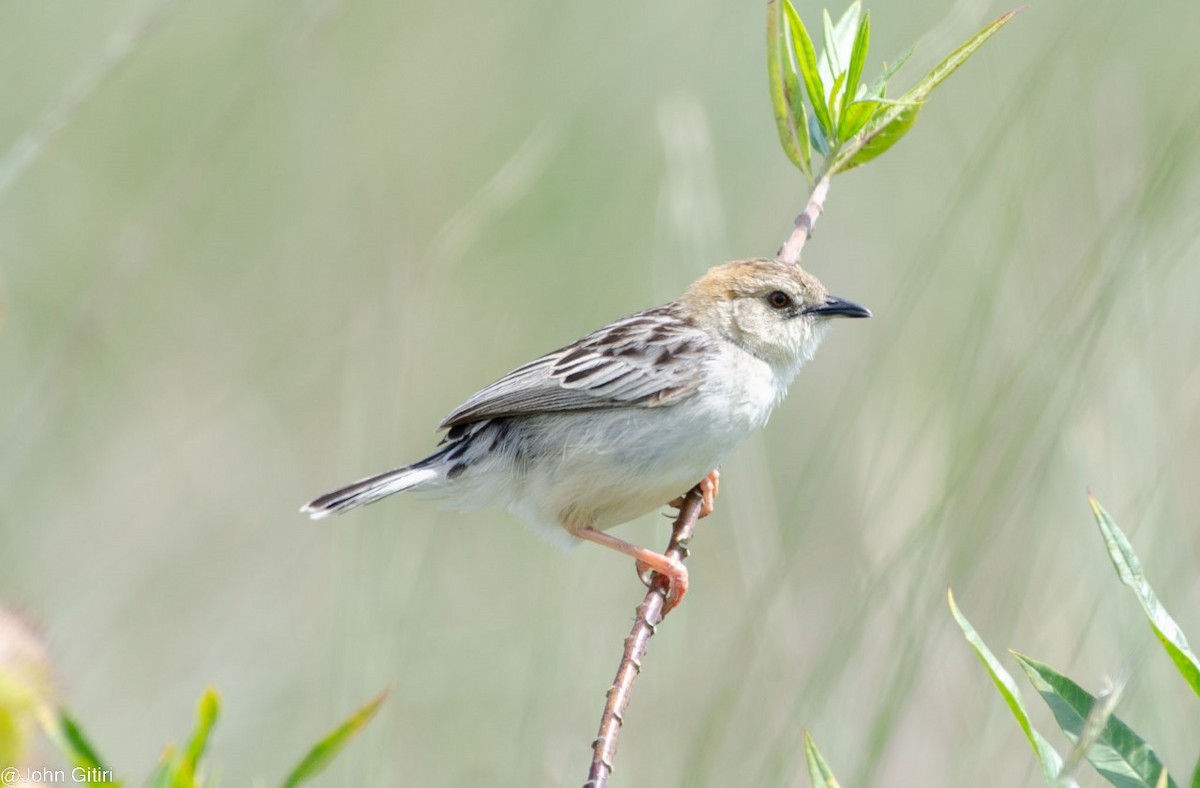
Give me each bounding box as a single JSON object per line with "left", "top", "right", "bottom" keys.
{"left": 302, "top": 257, "right": 869, "bottom": 613}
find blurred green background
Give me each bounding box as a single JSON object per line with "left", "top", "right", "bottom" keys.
{"left": 2, "top": 0, "right": 1199, "bottom": 784}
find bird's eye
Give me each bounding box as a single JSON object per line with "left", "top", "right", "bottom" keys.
{"left": 766, "top": 290, "right": 793, "bottom": 310}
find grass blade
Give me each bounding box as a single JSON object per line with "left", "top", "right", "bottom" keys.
{"left": 1014, "top": 653, "right": 1177, "bottom": 788}
{"left": 948, "top": 589, "right": 1073, "bottom": 786}
{"left": 281, "top": 689, "right": 389, "bottom": 787}
{"left": 803, "top": 730, "right": 842, "bottom": 787}
{"left": 1089, "top": 494, "right": 1200, "bottom": 697}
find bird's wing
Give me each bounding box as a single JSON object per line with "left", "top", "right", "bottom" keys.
{"left": 438, "top": 304, "right": 714, "bottom": 430}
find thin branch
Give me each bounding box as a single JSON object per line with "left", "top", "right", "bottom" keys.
{"left": 582, "top": 172, "right": 832, "bottom": 786}
{"left": 583, "top": 485, "right": 706, "bottom": 788}
{"left": 776, "top": 172, "right": 832, "bottom": 264}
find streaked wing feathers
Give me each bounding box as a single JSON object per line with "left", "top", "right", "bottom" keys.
{"left": 438, "top": 304, "right": 712, "bottom": 429}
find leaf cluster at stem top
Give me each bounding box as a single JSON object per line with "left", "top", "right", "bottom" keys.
{"left": 767, "top": 0, "right": 1023, "bottom": 182}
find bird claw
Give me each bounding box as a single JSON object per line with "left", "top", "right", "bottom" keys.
{"left": 635, "top": 556, "right": 689, "bottom": 615}
{"left": 669, "top": 468, "right": 720, "bottom": 519}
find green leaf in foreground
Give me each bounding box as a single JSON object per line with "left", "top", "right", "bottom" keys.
{"left": 140, "top": 689, "right": 221, "bottom": 788}
{"left": 1189, "top": 753, "right": 1200, "bottom": 788}
{"left": 182, "top": 688, "right": 219, "bottom": 773}
{"left": 281, "top": 688, "right": 389, "bottom": 788}
{"left": 1089, "top": 493, "right": 1200, "bottom": 697}
{"left": 947, "top": 588, "right": 1072, "bottom": 787}
{"left": 50, "top": 711, "right": 118, "bottom": 784}
{"left": 767, "top": 0, "right": 811, "bottom": 177}
{"left": 1013, "top": 653, "right": 1176, "bottom": 788}
{"left": 802, "top": 730, "right": 841, "bottom": 788}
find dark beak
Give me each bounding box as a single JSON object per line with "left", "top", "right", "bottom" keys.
{"left": 807, "top": 295, "right": 872, "bottom": 319}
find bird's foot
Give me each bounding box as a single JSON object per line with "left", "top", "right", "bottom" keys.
{"left": 669, "top": 468, "right": 720, "bottom": 519}
{"left": 575, "top": 526, "right": 690, "bottom": 615}
{"left": 635, "top": 555, "right": 689, "bottom": 615}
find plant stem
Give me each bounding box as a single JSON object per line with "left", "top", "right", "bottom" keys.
{"left": 582, "top": 171, "right": 831, "bottom": 786}
{"left": 583, "top": 485, "right": 706, "bottom": 788}
{"left": 776, "top": 171, "right": 831, "bottom": 264}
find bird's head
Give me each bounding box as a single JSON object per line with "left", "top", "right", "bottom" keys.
{"left": 680, "top": 258, "right": 870, "bottom": 373}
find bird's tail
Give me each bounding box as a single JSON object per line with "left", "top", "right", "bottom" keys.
{"left": 301, "top": 465, "right": 439, "bottom": 519}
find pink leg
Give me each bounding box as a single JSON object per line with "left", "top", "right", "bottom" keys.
{"left": 576, "top": 526, "right": 689, "bottom": 614}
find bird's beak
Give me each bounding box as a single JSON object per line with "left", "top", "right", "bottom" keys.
{"left": 807, "top": 295, "right": 871, "bottom": 319}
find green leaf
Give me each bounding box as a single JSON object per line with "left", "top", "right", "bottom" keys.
{"left": 828, "top": 71, "right": 847, "bottom": 134}
{"left": 138, "top": 689, "right": 222, "bottom": 788}
{"left": 831, "top": 2, "right": 862, "bottom": 56}
{"left": 794, "top": 94, "right": 813, "bottom": 165}
{"left": 42, "top": 711, "right": 119, "bottom": 785}
{"left": 820, "top": 9, "right": 840, "bottom": 87}
{"left": 1090, "top": 494, "right": 1200, "bottom": 697}
{"left": 948, "top": 589, "right": 1072, "bottom": 787}
{"left": 802, "top": 730, "right": 841, "bottom": 787}
{"left": 1060, "top": 674, "right": 1127, "bottom": 783}
{"left": 836, "top": 104, "right": 921, "bottom": 171}
{"left": 1014, "top": 653, "right": 1177, "bottom": 788}
{"left": 182, "top": 688, "right": 219, "bottom": 774}
{"left": 839, "top": 99, "right": 882, "bottom": 140}
{"left": 1189, "top": 752, "right": 1200, "bottom": 788}
{"left": 809, "top": 110, "right": 830, "bottom": 157}
{"left": 897, "top": 6, "right": 1025, "bottom": 106}
{"left": 834, "top": 7, "right": 1020, "bottom": 173}
{"left": 281, "top": 689, "right": 389, "bottom": 788}
{"left": 839, "top": 11, "right": 870, "bottom": 137}
{"left": 59, "top": 712, "right": 110, "bottom": 773}
{"left": 42, "top": 712, "right": 118, "bottom": 785}
{"left": 821, "top": 1, "right": 863, "bottom": 86}
{"left": 767, "top": 0, "right": 811, "bottom": 176}
{"left": 864, "top": 46, "right": 914, "bottom": 100}
{"left": 784, "top": 1, "right": 834, "bottom": 140}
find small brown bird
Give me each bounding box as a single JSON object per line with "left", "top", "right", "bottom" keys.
{"left": 303, "top": 258, "right": 869, "bottom": 611}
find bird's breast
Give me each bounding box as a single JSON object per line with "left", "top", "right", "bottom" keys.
{"left": 694, "top": 342, "right": 788, "bottom": 434}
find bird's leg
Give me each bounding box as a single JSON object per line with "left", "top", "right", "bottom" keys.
{"left": 576, "top": 526, "right": 689, "bottom": 614}
{"left": 669, "top": 468, "right": 720, "bottom": 518}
